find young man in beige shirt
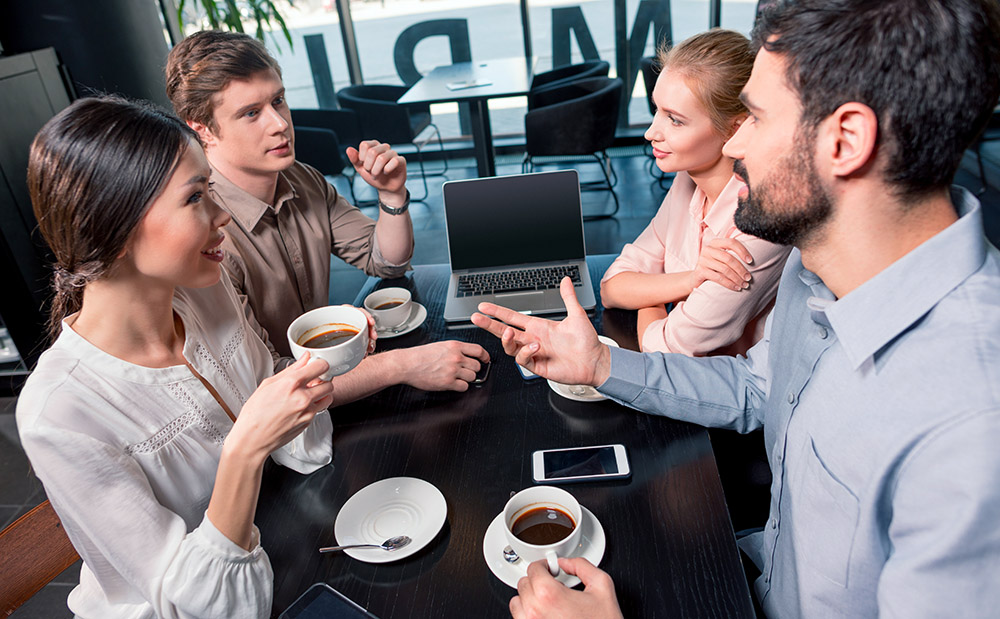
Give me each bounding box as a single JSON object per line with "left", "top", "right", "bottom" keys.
{"left": 166, "top": 30, "right": 488, "bottom": 403}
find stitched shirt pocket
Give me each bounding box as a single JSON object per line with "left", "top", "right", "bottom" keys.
{"left": 795, "top": 437, "right": 860, "bottom": 587}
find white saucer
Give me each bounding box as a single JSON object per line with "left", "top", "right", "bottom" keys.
{"left": 547, "top": 336, "right": 619, "bottom": 402}
{"left": 376, "top": 303, "right": 427, "bottom": 339}
{"left": 333, "top": 477, "right": 446, "bottom": 563}
{"left": 482, "top": 506, "right": 606, "bottom": 589}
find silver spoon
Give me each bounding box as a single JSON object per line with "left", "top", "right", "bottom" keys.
{"left": 319, "top": 535, "right": 412, "bottom": 553}
{"left": 502, "top": 545, "right": 520, "bottom": 564}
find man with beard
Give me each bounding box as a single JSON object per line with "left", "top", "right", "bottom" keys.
{"left": 472, "top": 0, "right": 1000, "bottom": 616}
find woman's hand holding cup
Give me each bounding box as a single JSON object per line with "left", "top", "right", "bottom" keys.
{"left": 228, "top": 353, "right": 335, "bottom": 463}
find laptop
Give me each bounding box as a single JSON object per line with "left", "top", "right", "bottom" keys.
{"left": 442, "top": 169, "right": 597, "bottom": 322}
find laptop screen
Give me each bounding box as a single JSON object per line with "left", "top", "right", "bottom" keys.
{"left": 444, "top": 170, "right": 586, "bottom": 271}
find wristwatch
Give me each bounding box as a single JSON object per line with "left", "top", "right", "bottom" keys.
{"left": 378, "top": 190, "right": 410, "bottom": 215}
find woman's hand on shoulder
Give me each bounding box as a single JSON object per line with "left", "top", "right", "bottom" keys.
{"left": 690, "top": 237, "right": 753, "bottom": 292}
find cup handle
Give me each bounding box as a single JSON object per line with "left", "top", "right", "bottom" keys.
{"left": 544, "top": 550, "right": 560, "bottom": 577}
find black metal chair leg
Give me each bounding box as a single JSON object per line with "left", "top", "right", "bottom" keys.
{"left": 583, "top": 152, "right": 619, "bottom": 220}
{"left": 978, "top": 144, "right": 989, "bottom": 196}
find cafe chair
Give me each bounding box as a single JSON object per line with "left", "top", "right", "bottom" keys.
{"left": 528, "top": 60, "right": 610, "bottom": 110}
{"left": 336, "top": 84, "right": 448, "bottom": 202}
{"left": 522, "top": 76, "right": 623, "bottom": 219}
{"left": 293, "top": 126, "right": 363, "bottom": 206}
{"left": 0, "top": 500, "right": 80, "bottom": 615}
{"left": 972, "top": 106, "right": 1000, "bottom": 195}
{"left": 291, "top": 108, "right": 368, "bottom": 205}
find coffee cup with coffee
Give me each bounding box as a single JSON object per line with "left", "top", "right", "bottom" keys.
{"left": 287, "top": 305, "right": 370, "bottom": 381}
{"left": 363, "top": 287, "right": 413, "bottom": 331}
{"left": 503, "top": 486, "right": 583, "bottom": 577}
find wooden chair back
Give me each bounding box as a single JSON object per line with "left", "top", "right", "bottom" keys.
{"left": 0, "top": 500, "right": 79, "bottom": 616}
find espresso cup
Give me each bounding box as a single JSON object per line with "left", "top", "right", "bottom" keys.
{"left": 287, "top": 306, "right": 369, "bottom": 381}
{"left": 503, "top": 486, "right": 583, "bottom": 577}
{"left": 363, "top": 287, "right": 413, "bottom": 331}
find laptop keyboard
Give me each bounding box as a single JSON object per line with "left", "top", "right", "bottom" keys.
{"left": 456, "top": 265, "right": 582, "bottom": 297}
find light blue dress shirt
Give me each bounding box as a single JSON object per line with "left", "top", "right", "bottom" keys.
{"left": 600, "top": 188, "right": 1000, "bottom": 617}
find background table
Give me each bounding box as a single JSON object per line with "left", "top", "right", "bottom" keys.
{"left": 397, "top": 58, "right": 533, "bottom": 178}
{"left": 256, "top": 255, "right": 754, "bottom": 618}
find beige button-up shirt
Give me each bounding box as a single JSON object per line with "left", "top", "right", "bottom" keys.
{"left": 211, "top": 161, "right": 411, "bottom": 362}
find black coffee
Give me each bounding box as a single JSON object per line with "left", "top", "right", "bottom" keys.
{"left": 375, "top": 300, "right": 404, "bottom": 310}
{"left": 301, "top": 327, "right": 358, "bottom": 348}
{"left": 511, "top": 507, "right": 575, "bottom": 545}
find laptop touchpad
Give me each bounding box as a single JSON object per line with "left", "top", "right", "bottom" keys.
{"left": 496, "top": 290, "right": 544, "bottom": 307}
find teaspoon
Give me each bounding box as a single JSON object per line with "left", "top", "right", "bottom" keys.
{"left": 319, "top": 535, "right": 412, "bottom": 553}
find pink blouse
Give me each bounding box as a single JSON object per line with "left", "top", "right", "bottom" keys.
{"left": 601, "top": 172, "right": 791, "bottom": 356}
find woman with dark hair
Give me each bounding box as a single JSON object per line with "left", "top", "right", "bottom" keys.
{"left": 16, "top": 96, "right": 353, "bottom": 618}
{"left": 601, "top": 29, "right": 791, "bottom": 356}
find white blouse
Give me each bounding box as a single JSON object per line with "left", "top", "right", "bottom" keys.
{"left": 16, "top": 277, "right": 333, "bottom": 619}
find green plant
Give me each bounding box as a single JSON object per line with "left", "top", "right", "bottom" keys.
{"left": 177, "top": 0, "right": 295, "bottom": 51}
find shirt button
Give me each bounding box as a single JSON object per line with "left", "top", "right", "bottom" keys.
{"left": 770, "top": 519, "right": 777, "bottom": 530}
{"left": 817, "top": 326, "right": 828, "bottom": 339}
{"left": 765, "top": 574, "right": 770, "bottom": 583}
{"left": 787, "top": 392, "right": 796, "bottom": 404}
{"left": 776, "top": 453, "right": 782, "bottom": 464}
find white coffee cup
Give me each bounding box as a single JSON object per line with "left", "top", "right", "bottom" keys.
{"left": 503, "top": 486, "right": 583, "bottom": 577}
{"left": 363, "top": 287, "right": 413, "bottom": 331}
{"left": 287, "top": 306, "right": 369, "bottom": 381}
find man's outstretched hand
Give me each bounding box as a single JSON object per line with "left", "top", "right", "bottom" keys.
{"left": 471, "top": 277, "right": 611, "bottom": 387}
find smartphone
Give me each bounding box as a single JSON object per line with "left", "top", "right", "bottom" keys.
{"left": 516, "top": 363, "right": 540, "bottom": 381}
{"left": 473, "top": 360, "right": 491, "bottom": 384}
{"left": 279, "top": 583, "right": 379, "bottom": 619}
{"left": 532, "top": 444, "right": 631, "bottom": 484}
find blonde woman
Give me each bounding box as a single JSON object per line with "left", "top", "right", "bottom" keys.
{"left": 601, "top": 30, "right": 791, "bottom": 356}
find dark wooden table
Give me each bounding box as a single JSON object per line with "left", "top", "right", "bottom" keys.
{"left": 256, "top": 255, "right": 754, "bottom": 619}
{"left": 397, "top": 57, "right": 533, "bottom": 178}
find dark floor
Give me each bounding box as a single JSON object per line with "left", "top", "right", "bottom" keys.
{"left": 3, "top": 145, "right": 999, "bottom": 617}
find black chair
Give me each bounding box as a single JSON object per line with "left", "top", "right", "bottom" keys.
{"left": 291, "top": 108, "right": 365, "bottom": 204}
{"left": 336, "top": 84, "right": 447, "bottom": 201}
{"left": 639, "top": 55, "right": 658, "bottom": 115}
{"left": 973, "top": 106, "right": 1000, "bottom": 196}
{"left": 293, "top": 126, "right": 362, "bottom": 205}
{"left": 528, "top": 60, "right": 610, "bottom": 110}
{"left": 522, "top": 77, "right": 623, "bottom": 219}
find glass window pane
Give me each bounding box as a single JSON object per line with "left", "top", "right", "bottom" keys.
{"left": 264, "top": 7, "right": 354, "bottom": 110}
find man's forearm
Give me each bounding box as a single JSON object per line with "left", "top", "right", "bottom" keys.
{"left": 375, "top": 190, "right": 414, "bottom": 265}
{"left": 327, "top": 351, "right": 402, "bottom": 406}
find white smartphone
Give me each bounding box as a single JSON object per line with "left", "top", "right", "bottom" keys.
{"left": 532, "top": 444, "right": 631, "bottom": 484}
{"left": 516, "top": 363, "right": 540, "bottom": 380}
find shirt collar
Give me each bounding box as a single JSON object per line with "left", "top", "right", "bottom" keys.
{"left": 209, "top": 165, "right": 298, "bottom": 231}
{"left": 694, "top": 174, "right": 744, "bottom": 237}
{"left": 806, "top": 187, "right": 987, "bottom": 369}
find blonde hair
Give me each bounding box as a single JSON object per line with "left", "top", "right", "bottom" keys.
{"left": 657, "top": 29, "right": 754, "bottom": 138}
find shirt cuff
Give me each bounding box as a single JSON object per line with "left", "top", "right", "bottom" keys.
{"left": 371, "top": 232, "right": 412, "bottom": 273}
{"left": 597, "top": 347, "right": 646, "bottom": 404}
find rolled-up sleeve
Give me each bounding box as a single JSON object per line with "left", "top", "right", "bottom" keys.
{"left": 327, "top": 187, "right": 411, "bottom": 279}
{"left": 641, "top": 235, "right": 791, "bottom": 355}
{"left": 601, "top": 193, "right": 677, "bottom": 285}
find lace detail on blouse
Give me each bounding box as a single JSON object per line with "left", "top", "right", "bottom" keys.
{"left": 125, "top": 384, "right": 228, "bottom": 454}
{"left": 195, "top": 325, "right": 247, "bottom": 409}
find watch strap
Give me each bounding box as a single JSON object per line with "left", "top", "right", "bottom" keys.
{"left": 378, "top": 190, "right": 410, "bottom": 215}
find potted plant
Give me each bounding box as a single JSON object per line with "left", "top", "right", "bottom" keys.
{"left": 177, "top": 0, "right": 295, "bottom": 50}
